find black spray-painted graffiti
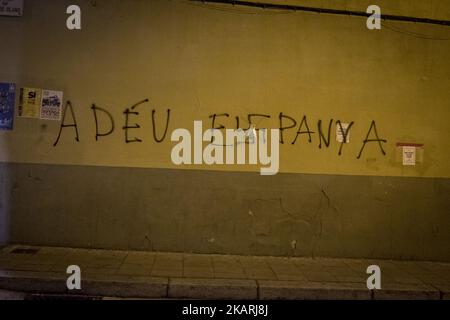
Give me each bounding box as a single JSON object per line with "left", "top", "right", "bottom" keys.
{"left": 54, "top": 99, "right": 171, "bottom": 146}
{"left": 54, "top": 100, "right": 387, "bottom": 159}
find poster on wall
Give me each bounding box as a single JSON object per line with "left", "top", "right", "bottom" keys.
{"left": 19, "top": 87, "right": 41, "bottom": 118}
{"left": 40, "top": 90, "right": 63, "bottom": 121}
{"left": 402, "top": 146, "right": 416, "bottom": 166}
{"left": 0, "top": 0, "right": 24, "bottom": 16}
{"left": 0, "top": 82, "right": 15, "bottom": 131}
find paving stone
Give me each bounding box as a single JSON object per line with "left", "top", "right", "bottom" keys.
{"left": 263, "top": 257, "right": 295, "bottom": 266}
{"left": 89, "top": 249, "right": 128, "bottom": 260}
{"left": 416, "top": 261, "right": 450, "bottom": 273}
{"left": 27, "top": 255, "right": 64, "bottom": 266}
{"left": 213, "top": 264, "right": 245, "bottom": 274}
{"left": 384, "top": 275, "right": 425, "bottom": 285}
{"left": 212, "top": 257, "right": 244, "bottom": 274}
{"left": 151, "top": 268, "right": 183, "bottom": 278}
{"left": 302, "top": 271, "right": 337, "bottom": 282}
{"left": 0, "top": 270, "right": 68, "bottom": 294}
{"left": 64, "top": 251, "right": 96, "bottom": 262}
{"left": 214, "top": 272, "right": 247, "bottom": 279}
{"left": 243, "top": 267, "right": 277, "bottom": 280}
{"left": 239, "top": 256, "right": 270, "bottom": 269}
{"left": 37, "top": 246, "right": 70, "bottom": 256}
{"left": 292, "top": 258, "right": 324, "bottom": 268}
{"left": 343, "top": 260, "right": 373, "bottom": 272}
{"left": 122, "top": 252, "right": 155, "bottom": 265}
{"left": 267, "top": 262, "right": 307, "bottom": 281}
{"left": 116, "top": 264, "right": 152, "bottom": 276}
{"left": 402, "top": 267, "right": 435, "bottom": 277}
{"left": 50, "top": 263, "right": 91, "bottom": 273}
{"left": 184, "top": 254, "right": 213, "bottom": 268}
{"left": 367, "top": 260, "right": 400, "bottom": 270}
{"left": 169, "top": 278, "right": 257, "bottom": 299}
{"left": 0, "top": 260, "right": 18, "bottom": 270}
{"left": 0, "top": 289, "right": 25, "bottom": 300}
{"left": 258, "top": 280, "right": 371, "bottom": 300}
{"left": 79, "top": 277, "right": 168, "bottom": 298}
{"left": 155, "top": 252, "right": 183, "bottom": 262}
{"left": 82, "top": 267, "right": 119, "bottom": 276}
{"left": 153, "top": 255, "right": 183, "bottom": 271}
{"left": 1, "top": 255, "right": 33, "bottom": 265}
{"left": 212, "top": 255, "right": 241, "bottom": 265}
{"left": 294, "top": 263, "right": 327, "bottom": 273}
{"left": 321, "top": 266, "right": 357, "bottom": 276}
{"left": 2, "top": 245, "right": 34, "bottom": 254}
{"left": 415, "top": 274, "right": 449, "bottom": 286}
{"left": 433, "top": 283, "right": 450, "bottom": 300}
{"left": 317, "top": 258, "right": 350, "bottom": 268}
{"left": 333, "top": 274, "right": 366, "bottom": 283}
{"left": 85, "top": 259, "right": 124, "bottom": 269}
{"left": 0, "top": 269, "right": 167, "bottom": 298}
{"left": 267, "top": 261, "right": 301, "bottom": 273}
{"left": 372, "top": 283, "right": 440, "bottom": 300}
{"left": 1, "top": 245, "right": 448, "bottom": 300}
{"left": 183, "top": 267, "right": 214, "bottom": 278}
{"left": 276, "top": 274, "right": 308, "bottom": 281}
{"left": 12, "top": 264, "right": 56, "bottom": 272}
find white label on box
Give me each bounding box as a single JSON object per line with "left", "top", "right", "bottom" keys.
{"left": 402, "top": 146, "right": 416, "bottom": 166}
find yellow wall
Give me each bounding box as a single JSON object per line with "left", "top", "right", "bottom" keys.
{"left": 0, "top": 0, "right": 449, "bottom": 178}
{"left": 255, "top": 0, "right": 450, "bottom": 21}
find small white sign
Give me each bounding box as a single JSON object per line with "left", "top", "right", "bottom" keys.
{"left": 40, "top": 90, "right": 64, "bottom": 121}
{"left": 0, "top": 0, "right": 23, "bottom": 17}
{"left": 336, "top": 123, "right": 350, "bottom": 143}
{"left": 402, "top": 146, "right": 416, "bottom": 166}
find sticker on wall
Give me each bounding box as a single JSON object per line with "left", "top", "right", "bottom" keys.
{"left": 0, "top": 82, "right": 16, "bottom": 131}
{"left": 40, "top": 90, "right": 63, "bottom": 121}
{"left": 396, "top": 143, "right": 424, "bottom": 166}
{"left": 0, "top": 0, "right": 23, "bottom": 16}
{"left": 402, "top": 146, "right": 416, "bottom": 166}
{"left": 19, "top": 87, "right": 41, "bottom": 118}
{"left": 336, "top": 122, "right": 350, "bottom": 143}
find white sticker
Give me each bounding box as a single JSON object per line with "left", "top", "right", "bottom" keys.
{"left": 40, "top": 90, "right": 64, "bottom": 121}
{"left": 402, "top": 146, "right": 416, "bottom": 166}
{"left": 336, "top": 123, "right": 350, "bottom": 143}
{"left": 0, "top": 0, "right": 23, "bottom": 17}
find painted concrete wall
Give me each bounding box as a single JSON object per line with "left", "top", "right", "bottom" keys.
{"left": 255, "top": 0, "right": 450, "bottom": 21}
{"left": 1, "top": 163, "right": 449, "bottom": 261}
{"left": 0, "top": 0, "right": 449, "bottom": 177}
{"left": 0, "top": 0, "right": 449, "bottom": 260}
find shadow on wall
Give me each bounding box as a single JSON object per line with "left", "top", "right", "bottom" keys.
{"left": 0, "top": 85, "right": 14, "bottom": 246}
{"left": 0, "top": 84, "right": 15, "bottom": 247}
{"left": 0, "top": 157, "right": 11, "bottom": 246}
{"left": 0, "top": 7, "right": 27, "bottom": 245}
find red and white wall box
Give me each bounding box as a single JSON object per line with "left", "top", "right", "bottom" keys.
{"left": 396, "top": 143, "right": 425, "bottom": 166}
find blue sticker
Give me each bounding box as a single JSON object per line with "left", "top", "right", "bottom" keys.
{"left": 0, "top": 82, "right": 15, "bottom": 130}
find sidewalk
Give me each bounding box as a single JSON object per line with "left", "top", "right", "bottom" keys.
{"left": 0, "top": 245, "right": 449, "bottom": 300}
